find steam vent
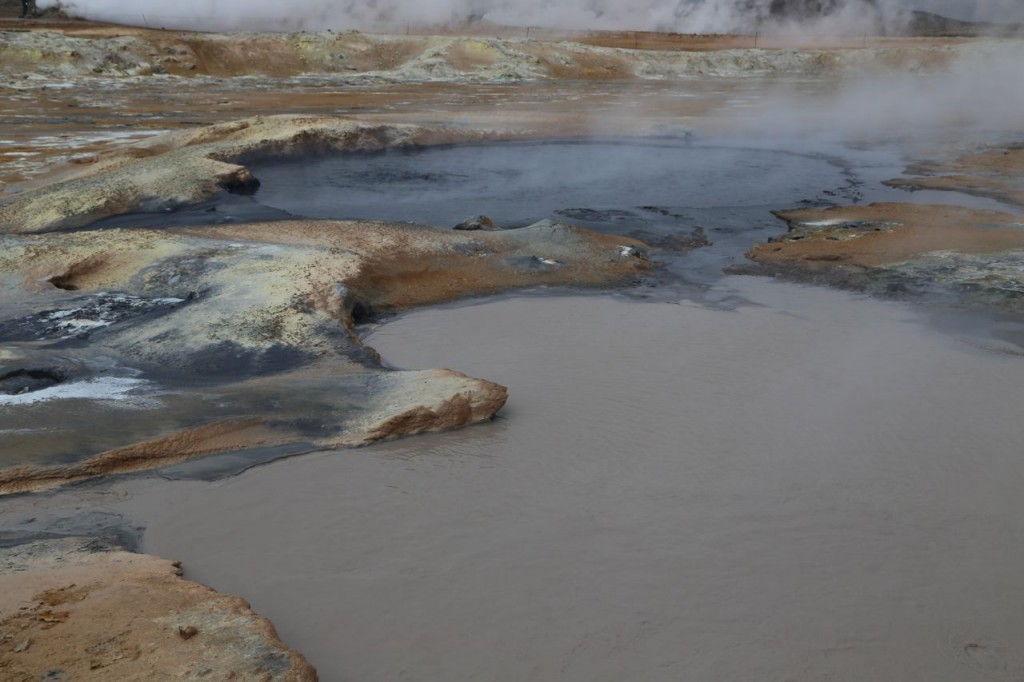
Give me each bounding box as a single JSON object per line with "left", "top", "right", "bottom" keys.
{"left": 3, "top": 1, "right": 1024, "bottom": 681}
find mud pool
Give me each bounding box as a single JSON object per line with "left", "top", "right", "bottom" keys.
{"left": 48, "top": 278, "right": 1018, "bottom": 682}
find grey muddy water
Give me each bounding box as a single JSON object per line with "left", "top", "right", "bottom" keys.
{"left": 97, "top": 276, "right": 1024, "bottom": 682}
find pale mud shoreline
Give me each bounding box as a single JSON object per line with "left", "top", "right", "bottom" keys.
{"left": 4, "top": 279, "right": 1024, "bottom": 680}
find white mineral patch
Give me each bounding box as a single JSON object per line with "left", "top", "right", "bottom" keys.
{"left": 0, "top": 377, "right": 155, "bottom": 407}
{"left": 53, "top": 318, "right": 114, "bottom": 338}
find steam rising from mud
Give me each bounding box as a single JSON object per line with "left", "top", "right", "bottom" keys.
{"left": 747, "top": 41, "right": 1024, "bottom": 137}
{"left": 35, "top": 0, "right": 1019, "bottom": 35}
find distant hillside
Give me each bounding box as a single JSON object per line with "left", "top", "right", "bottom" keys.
{"left": 902, "top": 10, "right": 1022, "bottom": 36}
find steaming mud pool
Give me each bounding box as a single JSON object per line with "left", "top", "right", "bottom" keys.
{"left": 6, "top": 137, "right": 1024, "bottom": 681}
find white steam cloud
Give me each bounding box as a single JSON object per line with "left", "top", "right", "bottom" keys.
{"left": 34, "top": 0, "right": 998, "bottom": 35}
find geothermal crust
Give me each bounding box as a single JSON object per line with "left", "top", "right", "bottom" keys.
{"left": 0, "top": 115, "right": 653, "bottom": 494}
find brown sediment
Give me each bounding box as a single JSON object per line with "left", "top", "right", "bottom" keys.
{"left": 572, "top": 30, "right": 972, "bottom": 51}
{"left": 345, "top": 228, "right": 650, "bottom": 315}
{"left": 36, "top": 253, "right": 112, "bottom": 292}
{"left": 746, "top": 202, "right": 1024, "bottom": 269}
{"left": 886, "top": 147, "right": 1024, "bottom": 208}
{"left": 517, "top": 42, "right": 635, "bottom": 80}
{"left": 0, "top": 537, "right": 318, "bottom": 681}
{"left": 173, "top": 215, "right": 652, "bottom": 319}
{"left": 0, "top": 11, "right": 974, "bottom": 51}
{"left": 906, "top": 147, "right": 1024, "bottom": 177}
{"left": 0, "top": 25, "right": 990, "bottom": 200}
{"left": 0, "top": 216, "right": 650, "bottom": 365}
{"left": 886, "top": 175, "right": 1024, "bottom": 208}
{"left": 363, "top": 395, "right": 496, "bottom": 442}
{"left": 0, "top": 21, "right": 976, "bottom": 86}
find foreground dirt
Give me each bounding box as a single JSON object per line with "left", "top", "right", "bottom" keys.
{"left": 0, "top": 536, "right": 317, "bottom": 681}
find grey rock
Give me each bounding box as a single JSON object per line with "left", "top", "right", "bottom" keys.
{"left": 453, "top": 214, "right": 500, "bottom": 231}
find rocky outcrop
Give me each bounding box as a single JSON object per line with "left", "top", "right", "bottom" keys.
{"left": 0, "top": 536, "right": 317, "bottom": 681}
